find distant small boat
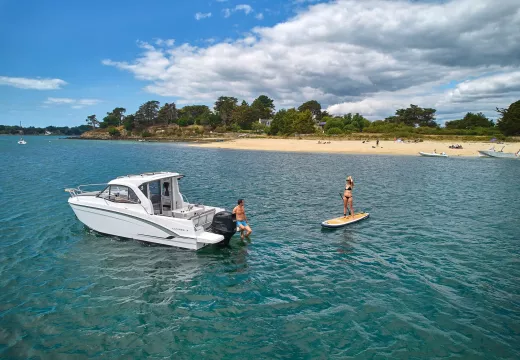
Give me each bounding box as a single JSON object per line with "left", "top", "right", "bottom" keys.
{"left": 18, "top": 121, "right": 27, "bottom": 144}
{"left": 44, "top": 130, "right": 52, "bottom": 135}
{"left": 478, "top": 149, "right": 519, "bottom": 159}
{"left": 419, "top": 151, "right": 447, "bottom": 157}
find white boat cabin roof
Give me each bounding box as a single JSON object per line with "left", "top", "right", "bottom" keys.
{"left": 109, "top": 172, "right": 183, "bottom": 187}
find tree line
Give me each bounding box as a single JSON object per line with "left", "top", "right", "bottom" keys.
{"left": 4, "top": 97, "right": 517, "bottom": 137}
{"left": 84, "top": 96, "right": 519, "bottom": 137}
{"left": 0, "top": 124, "right": 91, "bottom": 135}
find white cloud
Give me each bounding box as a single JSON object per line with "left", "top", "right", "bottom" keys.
{"left": 223, "top": 4, "right": 254, "bottom": 18}
{"left": 155, "top": 38, "right": 175, "bottom": 46}
{"left": 222, "top": 8, "right": 232, "bottom": 18}
{"left": 0, "top": 76, "right": 66, "bottom": 90}
{"left": 255, "top": 13, "right": 264, "bottom": 20}
{"left": 445, "top": 72, "right": 520, "bottom": 103}
{"left": 195, "top": 12, "right": 212, "bottom": 20}
{"left": 103, "top": 0, "right": 520, "bottom": 122}
{"left": 45, "top": 97, "right": 101, "bottom": 109}
{"left": 235, "top": 4, "right": 253, "bottom": 15}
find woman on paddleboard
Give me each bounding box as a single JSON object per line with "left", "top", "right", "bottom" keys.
{"left": 343, "top": 176, "right": 354, "bottom": 218}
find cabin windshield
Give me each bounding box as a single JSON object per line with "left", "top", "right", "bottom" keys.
{"left": 98, "top": 185, "right": 140, "bottom": 203}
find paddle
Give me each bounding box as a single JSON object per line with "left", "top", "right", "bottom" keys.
{"left": 339, "top": 192, "right": 351, "bottom": 216}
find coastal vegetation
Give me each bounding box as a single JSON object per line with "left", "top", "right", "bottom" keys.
{"left": 3, "top": 98, "right": 518, "bottom": 140}
{"left": 0, "top": 124, "right": 91, "bottom": 135}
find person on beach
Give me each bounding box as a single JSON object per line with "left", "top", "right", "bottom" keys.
{"left": 233, "top": 199, "right": 252, "bottom": 240}
{"left": 343, "top": 176, "right": 354, "bottom": 218}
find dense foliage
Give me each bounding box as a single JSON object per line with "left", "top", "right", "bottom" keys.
{"left": 269, "top": 109, "right": 316, "bottom": 135}
{"left": 496, "top": 100, "right": 520, "bottom": 136}
{"left": 4, "top": 99, "right": 516, "bottom": 138}
{"left": 0, "top": 124, "right": 91, "bottom": 135}
{"left": 385, "top": 104, "right": 437, "bottom": 127}
{"left": 445, "top": 112, "right": 494, "bottom": 129}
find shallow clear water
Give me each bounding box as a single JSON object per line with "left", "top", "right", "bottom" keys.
{"left": 1, "top": 136, "right": 519, "bottom": 359}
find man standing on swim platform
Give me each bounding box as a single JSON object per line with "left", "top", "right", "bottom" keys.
{"left": 233, "top": 199, "right": 252, "bottom": 240}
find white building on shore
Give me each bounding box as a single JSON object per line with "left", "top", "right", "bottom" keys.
{"left": 258, "top": 118, "right": 272, "bottom": 127}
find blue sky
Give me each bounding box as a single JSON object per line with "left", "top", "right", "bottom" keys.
{"left": 1, "top": 0, "right": 519, "bottom": 126}
{"left": 0, "top": 0, "right": 299, "bottom": 126}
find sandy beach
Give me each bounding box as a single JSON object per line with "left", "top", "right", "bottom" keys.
{"left": 191, "top": 138, "right": 515, "bottom": 157}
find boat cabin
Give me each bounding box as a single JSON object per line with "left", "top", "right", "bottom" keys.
{"left": 103, "top": 172, "right": 215, "bottom": 224}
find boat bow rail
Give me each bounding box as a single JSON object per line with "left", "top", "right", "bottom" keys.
{"left": 65, "top": 183, "right": 107, "bottom": 197}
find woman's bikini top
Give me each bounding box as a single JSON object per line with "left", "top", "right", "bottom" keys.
{"left": 345, "top": 185, "right": 352, "bottom": 191}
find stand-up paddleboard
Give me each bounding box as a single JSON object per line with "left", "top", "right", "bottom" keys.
{"left": 321, "top": 212, "right": 370, "bottom": 228}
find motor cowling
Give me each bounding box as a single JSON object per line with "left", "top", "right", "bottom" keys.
{"left": 209, "top": 211, "right": 236, "bottom": 246}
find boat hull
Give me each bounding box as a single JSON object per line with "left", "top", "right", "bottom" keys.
{"left": 478, "top": 150, "right": 519, "bottom": 159}
{"left": 69, "top": 202, "right": 224, "bottom": 250}
{"left": 419, "top": 152, "right": 447, "bottom": 157}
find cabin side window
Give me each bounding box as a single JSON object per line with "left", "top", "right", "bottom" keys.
{"left": 98, "top": 185, "right": 140, "bottom": 203}
{"left": 139, "top": 184, "right": 148, "bottom": 198}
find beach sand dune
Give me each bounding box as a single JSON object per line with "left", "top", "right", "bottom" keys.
{"left": 192, "top": 138, "right": 511, "bottom": 157}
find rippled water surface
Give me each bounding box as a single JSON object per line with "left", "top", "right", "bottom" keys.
{"left": 1, "top": 136, "right": 519, "bottom": 359}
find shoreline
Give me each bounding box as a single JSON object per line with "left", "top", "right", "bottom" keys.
{"left": 189, "top": 138, "right": 512, "bottom": 157}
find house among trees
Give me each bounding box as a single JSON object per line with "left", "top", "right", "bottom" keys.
{"left": 259, "top": 118, "right": 272, "bottom": 127}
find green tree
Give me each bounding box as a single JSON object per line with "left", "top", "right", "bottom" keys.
{"left": 214, "top": 96, "right": 238, "bottom": 125}
{"left": 207, "top": 113, "right": 223, "bottom": 128}
{"left": 269, "top": 109, "right": 291, "bottom": 135}
{"left": 251, "top": 121, "right": 267, "bottom": 133}
{"left": 497, "top": 100, "right": 520, "bottom": 136}
{"left": 293, "top": 110, "right": 315, "bottom": 134}
{"left": 351, "top": 113, "right": 370, "bottom": 132}
{"left": 342, "top": 113, "right": 353, "bottom": 127}
{"left": 108, "top": 127, "right": 121, "bottom": 137}
{"left": 324, "top": 117, "right": 344, "bottom": 132}
{"left": 231, "top": 101, "right": 258, "bottom": 130}
{"left": 251, "top": 95, "right": 275, "bottom": 119}
{"left": 445, "top": 112, "right": 494, "bottom": 129}
{"left": 100, "top": 114, "right": 119, "bottom": 128}
{"left": 85, "top": 115, "right": 99, "bottom": 130}
{"left": 298, "top": 100, "right": 322, "bottom": 121}
{"left": 123, "top": 114, "right": 136, "bottom": 131}
{"left": 385, "top": 104, "right": 437, "bottom": 127}
{"left": 178, "top": 105, "right": 211, "bottom": 125}
{"left": 326, "top": 127, "right": 343, "bottom": 135}
{"left": 157, "top": 103, "right": 177, "bottom": 124}
{"left": 135, "top": 101, "right": 160, "bottom": 127}
{"left": 111, "top": 107, "right": 126, "bottom": 126}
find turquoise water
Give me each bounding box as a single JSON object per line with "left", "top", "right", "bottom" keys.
{"left": 1, "top": 135, "right": 519, "bottom": 359}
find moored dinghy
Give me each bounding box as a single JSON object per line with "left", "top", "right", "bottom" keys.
{"left": 419, "top": 151, "right": 448, "bottom": 157}
{"left": 65, "top": 172, "right": 236, "bottom": 250}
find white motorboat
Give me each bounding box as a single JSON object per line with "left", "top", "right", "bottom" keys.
{"left": 65, "top": 172, "right": 237, "bottom": 250}
{"left": 419, "top": 151, "right": 447, "bottom": 157}
{"left": 478, "top": 149, "right": 519, "bottom": 159}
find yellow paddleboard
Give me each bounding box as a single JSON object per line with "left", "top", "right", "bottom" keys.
{"left": 321, "top": 212, "right": 370, "bottom": 228}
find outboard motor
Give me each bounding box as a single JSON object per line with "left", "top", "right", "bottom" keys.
{"left": 209, "top": 211, "right": 237, "bottom": 246}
